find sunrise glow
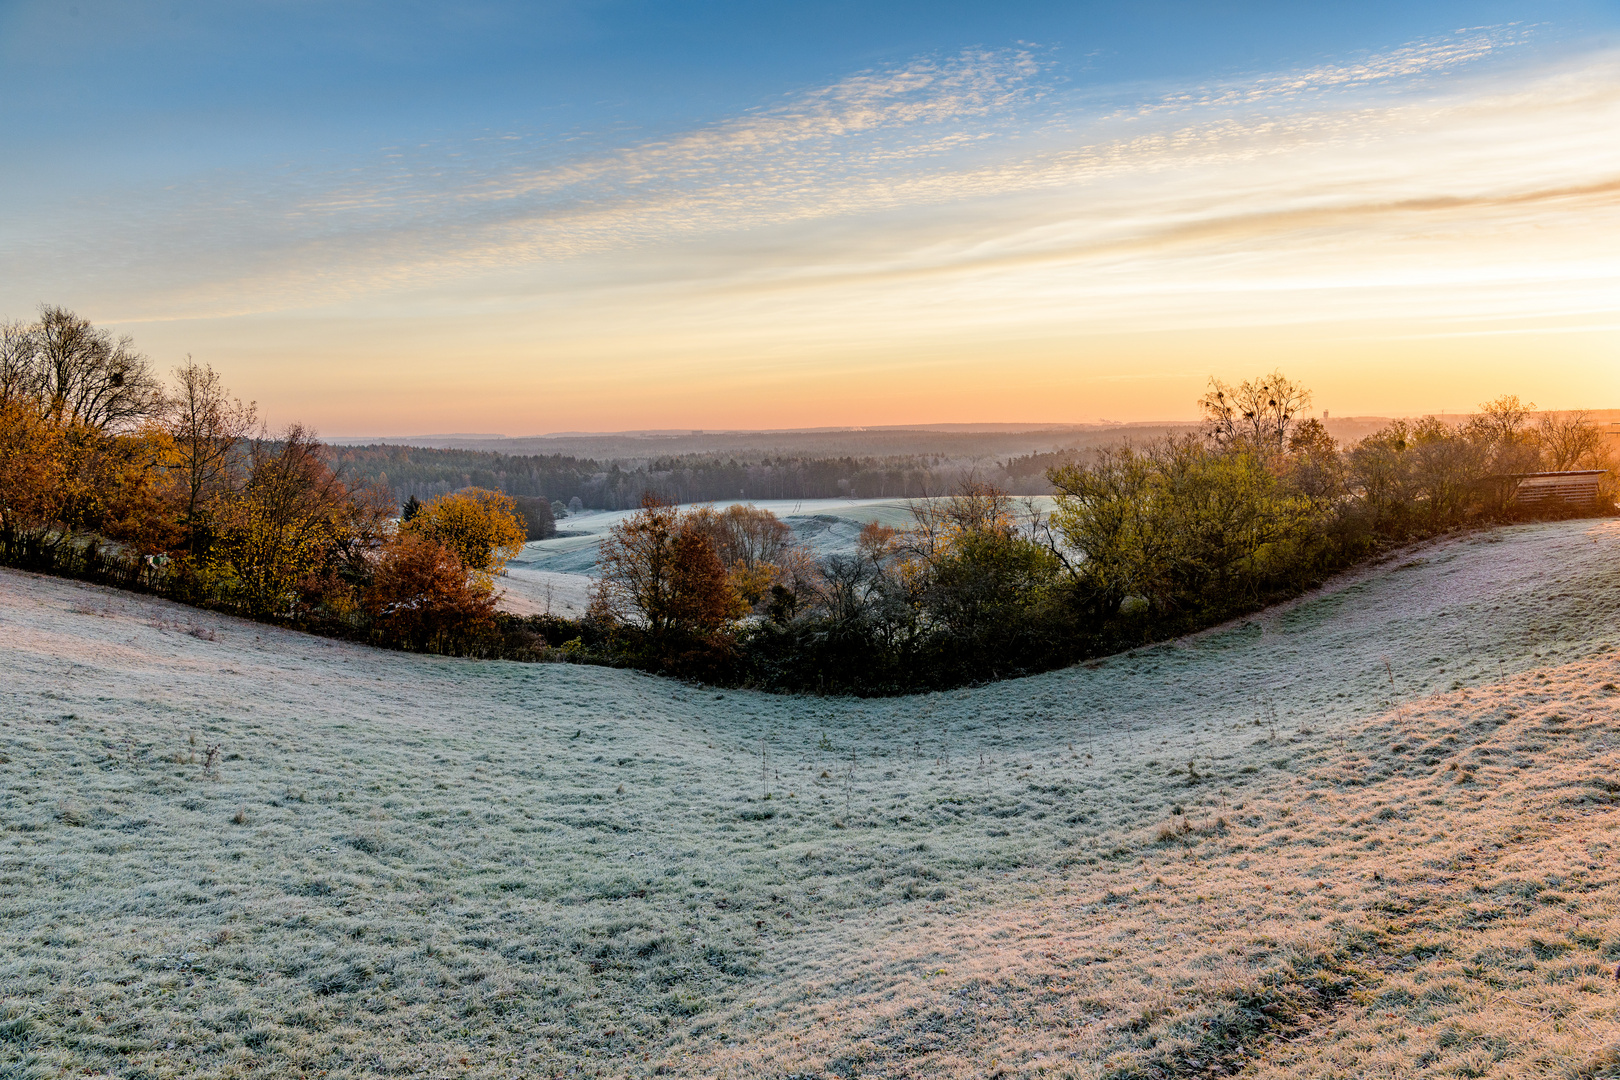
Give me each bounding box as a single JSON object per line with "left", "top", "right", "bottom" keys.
{"left": 3, "top": 4, "right": 1617, "bottom": 433}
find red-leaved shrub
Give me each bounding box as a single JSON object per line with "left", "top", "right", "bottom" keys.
{"left": 366, "top": 532, "right": 496, "bottom": 653}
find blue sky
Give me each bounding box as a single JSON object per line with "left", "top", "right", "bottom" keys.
{"left": 5, "top": 2, "right": 1608, "bottom": 169}
{"left": 2, "top": 1, "right": 1618, "bottom": 432}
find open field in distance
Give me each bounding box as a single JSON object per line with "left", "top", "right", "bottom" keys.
{"left": 497, "top": 498, "right": 971, "bottom": 615}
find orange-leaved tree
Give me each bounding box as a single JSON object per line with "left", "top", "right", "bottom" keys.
{"left": 90, "top": 422, "right": 186, "bottom": 557}
{"left": 688, "top": 502, "right": 800, "bottom": 610}
{"left": 0, "top": 400, "right": 72, "bottom": 565}
{"left": 591, "top": 494, "right": 743, "bottom": 641}
{"left": 365, "top": 531, "right": 497, "bottom": 653}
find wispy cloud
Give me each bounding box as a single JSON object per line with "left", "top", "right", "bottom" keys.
{"left": 5, "top": 26, "right": 1619, "bottom": 428}
{"left": 1135, "top": 24, "right": 1530, "bottom": 113}
{"left": 301, "top": 47, "right": 1050, "bottom": 254}
{"left": 89, "top": 26, "right": 1612, "bottom": 317}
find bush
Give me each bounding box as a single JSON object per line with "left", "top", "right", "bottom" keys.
{"left": 6, "top": 317, "right": 1614, "bottom": 690}
{"left": 1048, "top": 438, "right": 1325, "bottom": 625}
{"left": 365, "top": 533, "right": 497, "bottom": 654}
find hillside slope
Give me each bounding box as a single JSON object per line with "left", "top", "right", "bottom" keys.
{"left": 3, "top": 519, "right": 1619, "bottom": 1078}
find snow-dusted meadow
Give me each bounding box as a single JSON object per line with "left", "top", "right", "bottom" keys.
{"left": 4, "top": 519, "right": 1620, "bottom": 1077}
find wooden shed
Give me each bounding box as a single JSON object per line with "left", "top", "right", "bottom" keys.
{"left": 1508, "top": 470, "right": 1607, "bottom": 509}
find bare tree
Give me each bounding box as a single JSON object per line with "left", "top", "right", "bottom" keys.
{"left": 900, "top": 478, "right": 1016, "bottom": 564}
{"left": 1465, "top": 394, "right": 1541, "bottom": 476}
{"left": 1471, "top": 394, "right": 1534, "bottom": 447}
{"left": 0, "top": 319, "right": 43, "bottom": 408}
{"left": 33, "top": 305, "right": 162, "bottom": 430}
{"left": 1198, "top": 370, "right": 1311, "bottom": 453}
{"left": 1536, "top": 411, "right": 1604, "bottom": 472}
{"left": 1283, "top": 416, "right": 1346, "bottom": 504}
{"left": 1408, "top": 417, "right": 1488, "bottom": 527}
{"left": 167, "top": 357, "right": 258, "bottom": 554}
{"left": 708, "top": 504, "right": 792, "bottom": 570}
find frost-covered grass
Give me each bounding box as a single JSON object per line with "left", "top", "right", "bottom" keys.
{"left": 3, "top": 519, "right": 1620, "bottom": 1078}
{"left": 711, "top": 651, "right": 1620, "bottom": 1080}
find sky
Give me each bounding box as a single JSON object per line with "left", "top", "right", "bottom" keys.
{"left": 2, "top": 1, "right": 1618, "bottom": 435}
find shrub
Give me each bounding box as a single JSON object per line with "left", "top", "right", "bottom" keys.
{"left": 365, "top": 532, "right": 497, "bottom": 653}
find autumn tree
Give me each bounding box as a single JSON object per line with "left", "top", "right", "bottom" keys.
{"left": 591, "top": 494, "right": 742, "bottom": 641}
{"left": 209, "top": 424, "right": 362, "bottom": 617}
{"left": 402, "top": 487, "right": 527, "bottom": 586}
{"left": 0, "top": 307, "right": 170, "bottom": 564}
{"left": 0, "top": 401, "right": 72, "bottom": 565}
{"left": 88, "top": 423, "right": 185, "bottom": 556}
{"left": 366, "top": 531, "right": 497, "bottom": 653}
{"left": 167, "top": 358, "right": 257, "bottom": 555}
{"left": 690, "top": 503, "right": 796, "bottom": 609}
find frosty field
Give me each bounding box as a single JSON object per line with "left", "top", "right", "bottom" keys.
{"left": 5, "top": 519, "right": 1620, "bottom": 1078}
{"left": 496, "top": 498, "right": 1046, "bottom": 615}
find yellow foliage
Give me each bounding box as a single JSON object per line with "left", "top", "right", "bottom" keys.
{"left": 404, "top": 488, "right": 526, "bottom": 585}
{"left": 95, "top": 422, "right": 186, "bottom": 554}
{"left": 208, "top": 494, "right": 337, "bottom": 616}
{"left": 206, "top": 425, "right": 359, "bottom": 618}
{"left": 725, "top": 559, "right": 779, "bottom": 608}
{"left": 0, "top": 401, "right": 72, "bottom": 557}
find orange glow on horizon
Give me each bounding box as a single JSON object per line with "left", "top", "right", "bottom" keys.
{"left": 33, "top": 43, "right": 1620, "bottom": 436}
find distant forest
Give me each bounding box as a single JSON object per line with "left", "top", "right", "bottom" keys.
{"left": 322, "top": 444, "right": 1057, "bottom": 510}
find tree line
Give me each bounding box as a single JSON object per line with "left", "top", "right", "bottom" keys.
{"left": 558, "top": 372, "right": 1614, "bottom": 692}
{"left": 3, "top": 307, "right": 1611, "bottom": 692}
{"left": 328, "top": 443, "right": 969, "bottom": 512}
{"left": 1, "top": 306, "right": 529, "bottom": 654}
